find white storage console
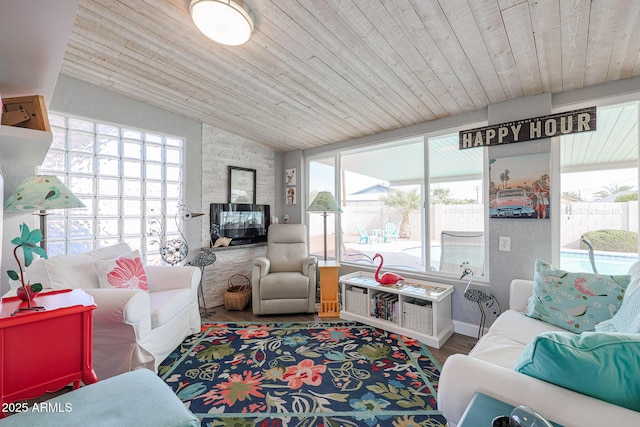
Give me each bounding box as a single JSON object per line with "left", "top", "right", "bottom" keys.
{"left": 339, "top": 272, "right": 454, "bottom": 349}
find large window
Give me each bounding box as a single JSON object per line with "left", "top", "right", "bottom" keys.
{"left": 560, "top": 102, "right": 639, "bottom": 275}
{"left": 308, "top": 133, "right": 485, "bottom": 277}
{"left": 39, "top": 114, "right": 184, "bottom": 264}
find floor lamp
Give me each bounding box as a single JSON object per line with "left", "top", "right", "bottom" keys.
{"left": 307, "top": 191, "right": 342, "bottom": 317}
{"left": 4, "top": 175, "right": 85, "bottom": 252}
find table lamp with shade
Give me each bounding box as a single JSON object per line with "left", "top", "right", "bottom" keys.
{"left": 3, "top": 175, "right": 86, "bottom": 252}
{"left": 307, "top": 191, "right": 342, "bottom": 317}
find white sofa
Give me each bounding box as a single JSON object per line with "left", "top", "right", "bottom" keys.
{"left": 5, "top": 243, "right": 201, "bottom": 380}
{"left": 438, "top": 278, "right": 640, "bottom": 427}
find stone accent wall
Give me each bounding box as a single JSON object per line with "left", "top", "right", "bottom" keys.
{"left": 199, "top": 244, "right": 267, "bottom": 309}
{"left": 199, "top": 124, "right": 276, "bottom": 307}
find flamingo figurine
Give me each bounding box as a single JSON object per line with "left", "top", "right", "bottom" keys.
{"left": 373, "top": 253, "right": 404, "bottom": 285}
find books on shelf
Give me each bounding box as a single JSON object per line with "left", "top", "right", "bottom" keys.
{"left": 371, "top": 293, "right": 399, "bottom": 322}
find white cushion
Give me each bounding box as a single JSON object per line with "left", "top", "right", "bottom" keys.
{"left": 40, "top": 244, "right": 132, "bottom": 290}
{"left": 149, "top": 289, "right": 192, "bottom": 329}
{"left": 469, "top": 310, "right": 567, "bottom": 369}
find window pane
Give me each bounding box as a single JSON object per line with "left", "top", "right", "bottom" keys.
{"left": 69, "top": 153, "right": 93, "bottom": 174}
{"left": 97, "top": 136, "right": 119, "bottom": 156}
{"left": 41, "top": 150, "right": 65, "bottom": 171}
{"left": 123, "top": 161, "right": 142, "bottom": 178}
{"left": 98, "top": 198, "right": 120, "bottom": 216}
{"left": 98, "top": 178, "right": 120, "bottom": 196}
{"left": 123, "top": 200, "right": 142, "bottom": 216}
{"left": 561, "top": 102, "right": 639, "bottom": 274}
{"left": 308, "top": 158, "right": 335, "bottom": 259}
{"left": 69, "top": 131, "right": 94, "bottom": 152}
{"left": 429, "top": 134, "right": 484, "bottom": 276}
{"left": 98, "top": 219, "right": 119, "bottom": 236}
{"left": 51, "top": 128, "right": 66, "bottom": 149}
{"left": 123, "top": 179, "right": 142, "bottom": 197}
{"left": 98, "top": 157, "right": 120, "bottom": 176}
{"left": 68, "top": 118, "right": 94, "bottom": 132}
{"left": 145, "top": 163, "right": 162, "bottom": 180}
{"left": 146, "top": 144, "right": 163, "bottom": 162}
{"left": 97, "top": 123, "right": 119, "bottom": 136}
{"left": 70, "top": 219, "right": 93, "bottom": 239}
{"left": 166, "top": 165, "right": 181, "bottom": 182}
{"left": 339, "top": 138, "right": 426, "bottom": 271}
{"left": 69, "top": 176, "right": 94, "bottom": 195}
{"left": 123, "top": 218, "right": 142, "bottom": 235}
{"left": 166, "top": 148, "right": 181, "bottom": 164}
{"left": 123, "top": 141, "right": 142, "bottom": 159}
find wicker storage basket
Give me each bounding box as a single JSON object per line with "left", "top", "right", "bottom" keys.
{"left": 224, "top": 274, "right": 251, "bottom": 311}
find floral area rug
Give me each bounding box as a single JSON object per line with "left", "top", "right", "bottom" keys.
{"left": 158, "top": 321, "right": 447, "bottom": 427}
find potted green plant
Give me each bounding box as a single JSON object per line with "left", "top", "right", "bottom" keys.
{"left": 6, "top": 223, "right": 47, "bottom": 309}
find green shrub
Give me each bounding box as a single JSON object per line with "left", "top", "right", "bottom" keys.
{"left": 615, "top": 193, "right": 638, "bottom": 202}
{"left": 580, "top": 229, "right": 638, "bottom": 253}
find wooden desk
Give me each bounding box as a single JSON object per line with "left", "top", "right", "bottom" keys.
{"left": 318, "top": 260, "right": 340, "bottom": 317}
{"left": 0, "top": 289, "right": 97, "bottom": 417}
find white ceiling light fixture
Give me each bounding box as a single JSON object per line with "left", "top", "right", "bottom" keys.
{"left": 190, "top": 0, "right": 254, "bottom": 46}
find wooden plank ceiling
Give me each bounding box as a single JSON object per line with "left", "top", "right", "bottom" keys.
{"left": 61, "top": 0, "right": 640, "bottom": 152}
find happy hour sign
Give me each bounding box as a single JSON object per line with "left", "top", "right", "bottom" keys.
{"left": 459, "top": 106, "right": 596, "bottom": 150}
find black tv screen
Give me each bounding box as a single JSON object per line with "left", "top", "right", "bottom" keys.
{"left": 210, "top": 203, "right": 270, "bottom": 246}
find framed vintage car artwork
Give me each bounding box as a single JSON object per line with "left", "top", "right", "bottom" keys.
{"left": 489, "top": 153, "right": 550, "bottom": 219}
{"left": 228, "top": 166, "right": 256, "bottom": 204}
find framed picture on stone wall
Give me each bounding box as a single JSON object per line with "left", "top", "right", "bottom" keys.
{"left": 228, "top": 166, "right": 256, "bottom": 204}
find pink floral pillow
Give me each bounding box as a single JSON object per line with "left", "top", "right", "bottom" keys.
{"left": 96, "top": 251, "right": 148, "bottom": 291}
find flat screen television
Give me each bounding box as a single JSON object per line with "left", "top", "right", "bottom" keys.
{"left": 210, "top": 203, "right": 270, "bottom": 246}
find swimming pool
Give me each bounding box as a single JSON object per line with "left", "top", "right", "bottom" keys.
{"left": 405, "top": 245, "right": 638, "bottom": 275}
{"left": 560, "top": 250, "right": 637, "bottom": 275}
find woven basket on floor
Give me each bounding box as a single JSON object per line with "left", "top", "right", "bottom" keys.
{"left": 224, "top": 274, "right": 251, "bottom": 311}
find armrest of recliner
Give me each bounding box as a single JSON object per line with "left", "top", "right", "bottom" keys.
{"left": 302, "top": 256, "right": 318, "bottom": 276}
{"left": 254, "top": 257, "right": 271, "bottom": 277}
{"left": 83, "top": 288, "right": 152, "bottom": 339}
{"left": 144, "top": 265, "right": 201, "bottom": 293}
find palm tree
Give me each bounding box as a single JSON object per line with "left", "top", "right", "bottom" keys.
{"left": 594, "top": 184, "right": 634, "bottom": 199}
{"left": 379, "top": 188, "right": 421, "bottom": 239}
{"left": 500, "top": 169, "right": 510, "bottom": 189}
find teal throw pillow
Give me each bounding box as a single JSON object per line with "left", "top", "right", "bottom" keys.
{"left": 525, "top": 259, "right": 629, "bottom": 332}
{"left": 515, "top": 331, "right": 640, "bottom": 411}
{"left": 596, "top": 284, "right": 640, "bottom": 333}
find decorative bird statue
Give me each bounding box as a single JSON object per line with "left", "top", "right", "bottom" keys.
{"left": 373, "top": 253, "right": 404, "bottom": 285}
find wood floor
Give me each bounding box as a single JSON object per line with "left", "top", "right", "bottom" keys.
{"left": 202, "top": 306, "right": 477, "bottom": 366}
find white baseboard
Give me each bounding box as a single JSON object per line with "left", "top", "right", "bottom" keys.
{"left": 452, "top": 319, "right": 486, "bottom": 339}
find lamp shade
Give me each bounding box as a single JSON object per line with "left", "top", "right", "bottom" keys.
{"left": 307, "top": 191, "right": 342, "bottom": 213}
{"left": 3, "top": 175, "right": 85, "bottom": 212}
{"left": 190, "top": 0, "right": 254, "bottom": 46}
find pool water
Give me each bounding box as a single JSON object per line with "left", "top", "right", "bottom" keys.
{"left": 560, "top": 250, "right": 637, "bottom": 276}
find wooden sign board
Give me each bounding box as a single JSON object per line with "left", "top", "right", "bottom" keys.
{"left": 1, "top": 95, "right": 51, "bottom": 131}
{"left": 459, "top": 106, "right": 596, "bottom": 150}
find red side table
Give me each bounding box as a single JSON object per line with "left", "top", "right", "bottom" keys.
{"left": 0, "top": 289, "right": 98, "bottom": 417}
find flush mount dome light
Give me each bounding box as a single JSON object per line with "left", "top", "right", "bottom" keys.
{"left": 190, "top": 0, "right": 254, "bottom": 46}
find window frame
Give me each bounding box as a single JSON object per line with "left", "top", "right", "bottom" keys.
{"left": 306, "top": 128, "right": 490, "bottom": 282}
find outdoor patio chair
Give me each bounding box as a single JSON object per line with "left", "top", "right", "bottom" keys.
{"left": 439, "top": 231, "right": 484, "bottom": 276}
{"left": 383, "top": 223, "right": 399, "bottom": 242}
{"left": 356, "top": 225, "right": 370, "bottom": 244}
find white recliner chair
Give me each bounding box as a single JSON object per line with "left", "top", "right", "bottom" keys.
{"left": 252, "top": 224, "right": 317, "bottom": 315}
{"left": 6, "top": 243, "right": 201, "bottom": 380}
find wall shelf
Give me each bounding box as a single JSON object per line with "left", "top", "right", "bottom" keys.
{"left": 0, "top": 125, "right": 52, "bottom": 166}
